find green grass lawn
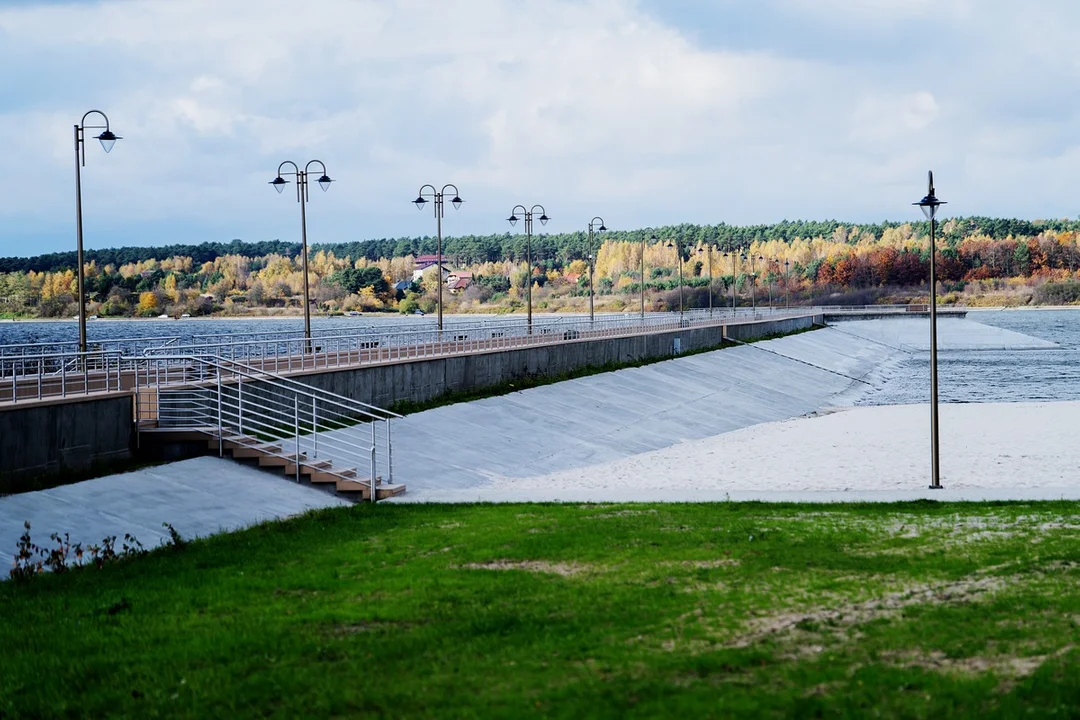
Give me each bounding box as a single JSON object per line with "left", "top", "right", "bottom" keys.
{"left": 2, "top": 501, "right": 1079, "bottom": 718}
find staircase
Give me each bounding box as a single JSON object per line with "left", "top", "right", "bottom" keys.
{"left": 134, "top": 355, "right": 404, "bottom": 502}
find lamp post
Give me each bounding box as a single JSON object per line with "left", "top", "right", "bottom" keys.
{"left": 271, "top": 160, "right": 333, "bottom": 342}
{"left": 747, "top": 253, "right": 758, "bottom": 311}
{"left": 641, "top": 233, "right": 655, "bottom": 322}
{"left": 763, "top": 257, "right": 774, "bottom": 308}
{"left": 914, "top": 171, "right": 946, "bottom": 490}
{"left": 413, "top": 184, "right": 463, "bottom": 332}
{"left": 698, "top": 245, "right": 714, "bottom": 316}
{"left": 507, "top": 204, "right": 549, "bottom": 333}
{"left": 665, "top": 239, "right": 685, "bottom": 322}
{"left": 784, "top": 259, "right": 791, "bottom": 308}
{"left": 73, "top": 110, "right": 121, "bottom": 354}
{"left": 587, "top": 217, "right": 607, "bottom": 323}
{"left": 723, "top": 251, "right": 737, "bottom": 313}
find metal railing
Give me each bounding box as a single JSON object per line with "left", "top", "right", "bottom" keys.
{"left": 138, "top": 355, "right": 399, "bottom": 500}
{"left": 1, "top": 307, "right": 818, "bottom": 404}
{"left": 0, "top": 350, "right": 128, "bottom": 404}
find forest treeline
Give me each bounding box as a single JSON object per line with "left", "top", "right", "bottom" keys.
{"left": 4, "top": 217, "right": 1080, "bottom": 273}
{"left": 4, "top": 216, "right": 1080, "bottom": 318}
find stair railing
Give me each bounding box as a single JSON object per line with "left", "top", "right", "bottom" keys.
{"left": 137, "top": 354, "right": 400, "bottom": 499}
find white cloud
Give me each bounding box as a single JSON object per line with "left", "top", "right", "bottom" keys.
{"left": 1, "top": 0, "right": 1080, "bottom": 253}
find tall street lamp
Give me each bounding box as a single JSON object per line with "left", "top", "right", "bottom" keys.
{"left": 784, "top": 259, "right": 791, "bottom": 308}
{"left": 722, "top": 251, "right": 738, "bottom": 313}
{"left": 914, "top": 171, "right": 946, "bottom": 490}
{"left": 73, "top": 110, "right": 121, "bottom": 354}
{"left": 413, "top": 184, "right": 463, "bottom": 332}
{"left": 271, "top": 160, "right": 333, "bottom": 342}
{"left": 507, "top": 204, "right": 548, "bottom": 333}
{"left": 587, "top": 216, "right": 607, "bottom": 323}
{"left": 641, "top": 233, "right": 655, "bottom": 322}
{"left": 665, "top": 239, "right": 685, "bottom": 323}
{"left": 697, "top": 245, "right": 714, "bottom": 316}
{"left": 747, "top": 253, "right": 758, "bottom": 311}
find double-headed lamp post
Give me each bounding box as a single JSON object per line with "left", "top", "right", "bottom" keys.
{"left": 507, "top": 204, "right": 549, "bottom": 333}
{"left": 915, "top": 171, "right": 946, "bottom": 490}
{"left": 413, "top": 185, "right": 463, "bottom": 332}
{"left": 722, "top": 251, "right": 737, "bottom": 313}
{"left": 697, "top": 245, "right": 714, "bottom": 316}
{"left": 665, "top": 239, "right": 685, "bottom": 322}
{"left": 271, "top": 160, "right": 333, "bottom": 342}
{"left": 784, "top": 259, "right": 791, "bottom": 308}
{"left": 641, "top": 234, "right": 655, "bottom": 322}
{"left": 587, "top": 217, "right": 607, "bottom": 323}
{"left": 73, "top": 110, "right": 121, "bottom": 353}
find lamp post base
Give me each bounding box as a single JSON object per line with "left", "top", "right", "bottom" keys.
{"left": 928, "top": 485, "right": 944, "bottom": 490}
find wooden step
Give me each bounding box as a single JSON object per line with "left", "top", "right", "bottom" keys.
{"left": 375, "top": 483, "right": 407, "bottom": 500}
{"left": 232, "top": 444, "right": 283, "bottom": 459}
{"left": 257, "top": 452, "right": 307, "bottom": 468}
{"left": 309, "top": 467, "right": 357, "bottom": 484}
{"left": 284, "top": 459, "right": 332, "bottom": 475}
{"left": 334, "top": 478, "right": 373, "bottom": 499}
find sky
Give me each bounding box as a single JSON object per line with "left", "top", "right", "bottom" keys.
{"left": 1, "top": 0, "right": 1079, "bottom": 256}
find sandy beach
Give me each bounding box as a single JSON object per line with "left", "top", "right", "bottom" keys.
{"left": 499, "top": 400, "right": 1080, "bottom": 495}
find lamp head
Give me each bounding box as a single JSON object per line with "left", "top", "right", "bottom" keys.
{"left": 507, "top": 214, "right": 519, "bottom": 227}
{"left": 538, "top": 213, "right": 550, "bottom": 226}
{"left": 598, "top": 223, "right": 607, "bottom": 232}
{"left": 413, "top": 195, "right": 427, "bottom": 210}
{"left": 317, "top": 174, "right": 333, "bottom": 192}
{"left": 914, "top": 170, "right": 946, "bottom": 220}
{"left": 451, "top": 196, "right": 463, "bottom": 210}
{"left": 96, "top": 129, "right": 120, "bottom": 153}
{"left": 270, "top": 176, "right": 288, "bottom": 194}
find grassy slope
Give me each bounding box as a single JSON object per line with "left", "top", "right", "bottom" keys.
{"left": 2, "top": 502, "right": 1079, "bottom": 718}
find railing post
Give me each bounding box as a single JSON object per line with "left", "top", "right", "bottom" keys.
{"left": 312, "top": 396, "right": 318, "bottom": 459}
{"left": 386, "top": 418, "right": 393, "bottom": 485}
{"left": 238, "top": 379, "right": 243, "bottom": 435}
{"left": 294, "top": 396, "right": 301, "bottom": 482}
{"left": 370, "top": 420, "right": 377, "bottom": 503}
{"left": 216, "top": 372, "right": 223, "bottom": 457}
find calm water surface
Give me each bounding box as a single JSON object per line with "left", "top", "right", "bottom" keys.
{"left": 4, "top": 310, "right": 1078, "bottom": 406}
{"left": 856, "top": 310, "right": 1080, "bottom": 406}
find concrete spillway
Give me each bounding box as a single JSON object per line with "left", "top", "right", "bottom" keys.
{"left": 0, "top": 317, "right": 1062, "bottom": 568}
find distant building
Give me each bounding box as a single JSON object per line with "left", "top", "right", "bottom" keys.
{"left": 446, "top": 271, "right": 473, "bottom": 294}
{"left": 411, "top": 264, "right": 450, "bottom": 283}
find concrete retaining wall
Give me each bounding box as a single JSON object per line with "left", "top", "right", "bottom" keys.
{"left": 281, "top": 314, "right": 821, "bottom": 409}
{"left": 0, "top": 394, "right": 134, "bottom": 493}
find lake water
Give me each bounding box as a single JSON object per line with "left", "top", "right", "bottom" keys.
{"left": 3, "top": 309, "right": 1078, "bottom": 406}
{"left": 854, "top": 310, "right": 1080, "bottom": 406}
{"left": 0, "top": 314, "right": 559, "bottom": 347}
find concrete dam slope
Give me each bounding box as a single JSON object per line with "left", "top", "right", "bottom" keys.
{"left": 0, "top": 317, "right": 1058, "bottom": 568}
{"left": 389, "top": 325, "right": 895, "bottom": 500}
{"left": 0, "top": 457, "right": 349, "bottom": 571}
{"left": 390, "top": 318, "right": 1055, "bottom": 501}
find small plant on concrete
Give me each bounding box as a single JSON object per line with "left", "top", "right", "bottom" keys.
{"left": 42, "top": 533, "right": 79, "bottom": 575}
{"left": 122, "top": 534, "right": 146, "bottom": 558}
{"left": 10, "top": 522, "right": 42, "bottom": 582}
{"left": 163, "top": 522, "right": 187, "bottom": 551}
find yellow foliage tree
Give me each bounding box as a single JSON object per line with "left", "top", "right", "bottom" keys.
{"left": 137, "top": 292, "right": 158, "bottom": 315}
